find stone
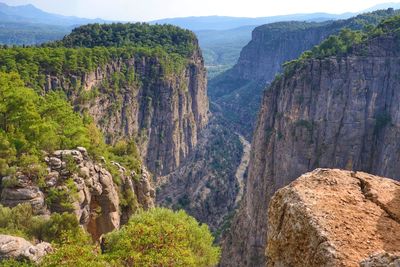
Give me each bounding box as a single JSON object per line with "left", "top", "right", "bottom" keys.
{"left": 1, "top": 186, "right": 47, "bottom": 215}
{"left": 79, "top": 167, "right": 90, "bottom": 178}
{"left": 0, "top": 234, "right": 52, "bottom": 263}
{"left": 360, "top": 252, "right": 400, "bottom": 267}
{"left": 267, "top": 169, "right": 400, "bottom": 267}
{"left": 48, "top": 157, "right": 62, "bottom": 169}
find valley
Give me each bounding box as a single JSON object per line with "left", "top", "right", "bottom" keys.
{"left": 1, "top": 1, "right": 400, "bottom": 266}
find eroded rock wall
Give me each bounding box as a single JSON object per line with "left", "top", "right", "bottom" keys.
{"left": 45, "top": 46, "right": 208, "bottom": 176}
{"left": 221, "top": 34, "right": 400, "bottom": 266}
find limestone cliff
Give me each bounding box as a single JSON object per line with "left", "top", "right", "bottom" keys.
{"left": 156, "top": 117, "right": 245, "bottom": 233}
{"left": 208, "top": 9, "right": 399, "bottom": 139}
{"left": 267, "top": 169, "right": 400, "bottom": 267}
{"left": 221, "top": 29, "right": 400, "bottom": 266}
{"left": 1, "top": 147, "right": 155, "bottom": 240}
{"left": 44, "top": 45, "right": 208, "bottom": 176}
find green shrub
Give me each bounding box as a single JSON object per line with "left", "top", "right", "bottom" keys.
{"left": 0, "top": 204, "right": 81, "bottom": 244}
{"left": 40, "top": 231, "right": 108, "bottom": 267}
{"left": 103, "top": 208, "right": 220, "bottom": 267}
{"left": 63, "top": 154, "right": 79, "bottom": 175}
{"left": 45, "top": 178, "right": 78, "bottom": 212}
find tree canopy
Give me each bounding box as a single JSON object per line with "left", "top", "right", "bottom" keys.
{"left": 51, "top": 23, "right": 197, "bottom": 57}
{"left": 104, "top": 208, "right": 221, "bottom": 267}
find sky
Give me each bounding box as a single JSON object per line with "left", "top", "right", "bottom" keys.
{"left": 1, "top": 0, "right": 400, "bottom": 21}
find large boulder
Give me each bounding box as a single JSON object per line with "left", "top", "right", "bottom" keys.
{"left": 0, "top": 234, "right": 52, "bottom": 263}
{"left": 1, "top": 186, "right": 47, "bottom": 215}
{"left": 267, "top": 169, "right": 400, "bottom": 267}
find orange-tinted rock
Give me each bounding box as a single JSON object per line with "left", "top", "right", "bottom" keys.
{"left": 267, "top": 169, "right": 400, "bottom": 267}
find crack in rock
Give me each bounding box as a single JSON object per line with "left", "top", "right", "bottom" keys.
{"left": 356, "top": 176, "right": 400, "bottom": 225}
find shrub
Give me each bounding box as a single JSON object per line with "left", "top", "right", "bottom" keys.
{"left": 45, "top": 178, "right": 78, "bottom": 212}
{"left": 103, "top": 208, "right": 220, "bottom": 267}
{"left": 40, "top": 231, "right": 108, "bottom": 267}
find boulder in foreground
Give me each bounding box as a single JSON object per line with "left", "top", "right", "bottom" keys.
{"left": 267, "top": 169, "right": 400, "bottom": 267}
{"left": 0, "top": 234, "right": 52, "bottom": 263}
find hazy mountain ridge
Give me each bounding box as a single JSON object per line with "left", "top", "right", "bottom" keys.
{"left": 0, "top": 2, "right": 106, "bottom": 26}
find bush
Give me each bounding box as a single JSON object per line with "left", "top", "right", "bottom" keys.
{"left": 40, "top": 231, "right": 108, "bottom": 267}
{"left": 45, "top": 178, "right": 78, "bottom": 212}
{"left": 103, "top": 208, "right": 220, "bottom": 267}
{"left": 0, "top": 204, "right": 81, "bottom": 244}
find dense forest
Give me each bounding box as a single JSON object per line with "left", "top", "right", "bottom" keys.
{"left": 53, "top": 23, "right": 197, "bottom": 57}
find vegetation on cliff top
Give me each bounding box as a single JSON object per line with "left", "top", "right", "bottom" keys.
{"left": 282, "top": 15, "right": 400, "bottom": 71}
{"left": 0, "top": 23, "right": 198, "bottom": 96}
{"left": 52, "top": 23, "right": 197, "bottom": 57}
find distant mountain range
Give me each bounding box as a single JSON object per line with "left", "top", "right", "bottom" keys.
{"left": 1, "top": 1, "right": 400, "bottom": 31}
{"left": 151, "top": 13, "right": 355, "bottom": 31}
{"left": 364, "top": 2, "right": 400, "bottom": 12}
{"left": 0, "top": 2, "right": 106, "bottom": 26}
{"left": 1, "top": 1, "right": 400, "bottom": 74}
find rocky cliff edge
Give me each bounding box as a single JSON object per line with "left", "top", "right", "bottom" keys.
{"left": 267, "top": 168, "right": 400, "bottom": 267}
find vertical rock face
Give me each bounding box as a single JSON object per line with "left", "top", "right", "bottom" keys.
{"left": 221, "top": 34, "right": 400, "bottom": 266}
{"left": 155, "top": 117, "right": 244, "bottom": 232}
{"left": 267, "top": 169, "right": 400, "bottom": 267}
{"left": 45, "top": 45, "right": 208, "bottom": 176}
{"left": 1, "top": 147, "right": 155, "bottom": 240}
{"left": 208, "top": 9, "right": 398, "bottom": 139}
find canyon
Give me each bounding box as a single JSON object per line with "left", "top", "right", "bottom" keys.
{"left": 208, "top": 8, "right": 400, "bottom": 139}
{"left": 221, "top": 22, "right": 400, "bottom": 266}
{"left": 2, "top": 6, "right": 400, "bottom": 267}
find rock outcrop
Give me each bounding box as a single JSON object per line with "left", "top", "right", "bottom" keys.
{"left": 360, "top": 253, "right": 400, "bottom": 267}
{"left": 221, "top": 29, "right": 400, "bottom": 266}
{"left": 1, "top": 147, "right": 155, "bottom": 240}
{"left": 45, "top": 45, "right": 208, "bottom": 176}
{"left": 208, "top": 9, "right": 399, "bottom": 139}
{"left": 1, "top": 185, "right": 47, "bottom": 215}
{"left": 0, "top": 235, "right": 52, "bottom": 263}
{"left": 267, "top": 169, "right": 400, "bottom": 267}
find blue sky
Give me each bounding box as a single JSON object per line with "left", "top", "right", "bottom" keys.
{"left": 2, "top": 0, "right": 400, "bottom": 21}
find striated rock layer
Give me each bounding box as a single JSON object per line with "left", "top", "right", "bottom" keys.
{"left": 156, "top": 117, "right": 245, "bottom": 232}
{"left": 208, "top": 9, "right": 399, "bottom": 139}
{"left": 45, "top": 45, "right": 208, "bottom": 176}
{"left": 267, "top": 169, "right": 400, "bottom": 267}
{"left": 221, "top": 33, "right": 400, "bottom": 266}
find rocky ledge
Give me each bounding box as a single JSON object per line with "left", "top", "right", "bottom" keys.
{"left": 267, "top": 169, "right": 400, "bottom": 267}
{"left": 0, "top": 147, "right": 155, "bottom": 240}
